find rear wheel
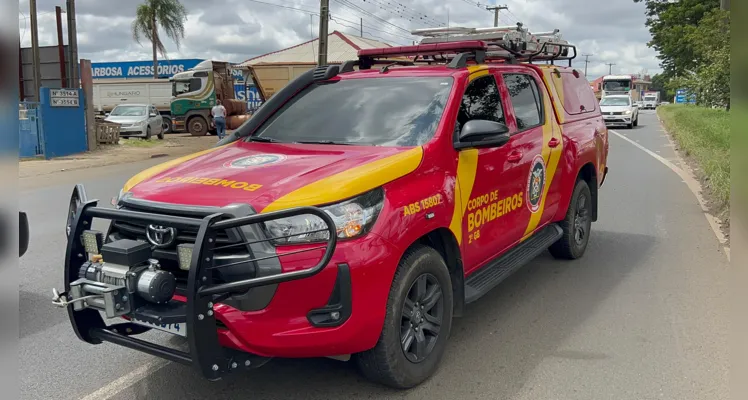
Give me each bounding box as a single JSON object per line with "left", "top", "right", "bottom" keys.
{"left": 162, "top": 117, "right": 172, "bottom": 134}
{"left": 549, "top": 179, "right": 592, "bottom": 260}
{"left": 188, "top": 116, "right": 208, "bottom": 136}
{"left": 356, "top": 245, "right": 453, "bottom": 389}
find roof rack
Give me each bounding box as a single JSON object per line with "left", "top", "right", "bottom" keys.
{"left": 344, "top": 23, "right": 576, "bottom": 72}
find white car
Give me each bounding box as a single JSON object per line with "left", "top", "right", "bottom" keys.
{"left": 104, "top": 104, "right": 165, "bottom": 139}
{"left": 600, "top": 95, "right": 639, "bottom": 129}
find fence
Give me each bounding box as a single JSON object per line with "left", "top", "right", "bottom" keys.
{"left": 19, "top": 102, "right": 44, "bottom": 158}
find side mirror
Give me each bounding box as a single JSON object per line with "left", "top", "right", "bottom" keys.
{"left": 455, "top": 120, "right": 511, "bottom": 150}
{"left": 19, "top": 212, "right": 29, "bottom": 257}
{"left": 150, "top": 113, "right": 158, "bottom": 117}
{"left": 104, "top": 113, "right": 110, "bottom": 117}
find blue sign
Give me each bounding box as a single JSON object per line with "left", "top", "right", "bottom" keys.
{"left": 234, "top": 84, "right": 263, "bottom": 110}
{"left": 675, "top": 88, "right": 696, "bottom": 104}
{"left": 91, "top": 59, "right": 204, "bottom": 79}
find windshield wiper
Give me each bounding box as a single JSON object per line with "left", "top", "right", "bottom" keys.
{"left": 248, "top": 136, "right": 282, "bottom": 143}
{"left": 295, "top": 140, "right": 358, "bottom": 145}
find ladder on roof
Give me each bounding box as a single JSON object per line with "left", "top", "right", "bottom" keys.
{"left": 344, "top": 23, "right": 577, "bottom": 74}
{"left": 409, "top": 23, "right": 575, "bottom": 64}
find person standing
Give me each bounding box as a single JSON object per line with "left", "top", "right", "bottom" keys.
{"left": 211, "top": 100, "right": 227, "bottom": 139}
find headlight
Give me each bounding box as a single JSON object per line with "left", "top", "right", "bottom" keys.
{"left": 624, "top": 109, "right": 632, "bottom": 115}
{"left": 140, "top": 120, "right": 148, "bottom": 126}
{"left": 264, "top": 188, "right": 385, "bottom": 244}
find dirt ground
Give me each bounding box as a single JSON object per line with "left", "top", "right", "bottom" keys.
{"left": 19, "top": 133, "right": 225, "bottom": 179}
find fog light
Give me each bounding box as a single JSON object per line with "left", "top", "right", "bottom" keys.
{"left": 177, "top": 243, "right": 193, "bottom": 271}
{"left": 81, "top": 230, "right": 104, "bottom": 254}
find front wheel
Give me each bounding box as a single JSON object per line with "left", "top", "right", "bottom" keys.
{"left": 355, "top": 245, "right": 453, "bottom": 389}
{"left": 549, "top": 179, "right": 593, "bottom": 260}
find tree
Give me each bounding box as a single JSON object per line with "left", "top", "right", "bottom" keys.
{"left": 132, "top": 0, "right": 189, "bottom": 79}
{"left": 633, "top": 0, "right": 719, "bottom": 78}
{"left": 672, "top": 9, "right": 730, "bottom": 109}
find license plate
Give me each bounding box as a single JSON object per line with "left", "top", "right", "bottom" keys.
{"left": 131, "top": 318, "right": 187, "bottom": 337}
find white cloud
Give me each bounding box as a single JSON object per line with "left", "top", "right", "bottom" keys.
{"left": 18, "top": 0, "right": 662, "bottom": 79}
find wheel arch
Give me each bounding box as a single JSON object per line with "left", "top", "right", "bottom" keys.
{"left": 415, "top": 228, "right": 465, "bottom": 317}
{"left": 576, "top": 162, "right": 598, "bottom": 221}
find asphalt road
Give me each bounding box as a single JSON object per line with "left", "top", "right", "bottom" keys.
{"left": 20, "top": 111, "right": 729, "bottom": 400}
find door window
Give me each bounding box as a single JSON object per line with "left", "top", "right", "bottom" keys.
{"left": 455, "top": 75, "right": 505, "bottom": 138}
{"left": 503, "top": 74, "right": 543, "bottom": 131}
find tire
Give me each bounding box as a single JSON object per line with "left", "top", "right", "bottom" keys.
{"left": 633, "top": 116, "right": 638, "bottom": 127}
{"left": 626, "top": 121, "right": 633, "bottom": 129}
{"left": 188, "top": 116, "right": 208, "bottom": 136}
{"left": 549, "top": 179, "right": 593, "bottom": 260}
{"left": 145, "top": 126, "right": 152, "bottom": 140}
{"left": 157, "top": 128, "right": 165, "bottom": 140}
{"left": 162, "top": 118, "right": 172, "bottom": 134}
{"left": 355, "top": 245, "right": 453, "bottom": 389}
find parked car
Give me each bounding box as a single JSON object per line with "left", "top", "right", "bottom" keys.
{"left": 600, "top": 95, "right": 639, "bottom": 129}
{"left": 104, "top": 104, "right": 165, "bottom": 140}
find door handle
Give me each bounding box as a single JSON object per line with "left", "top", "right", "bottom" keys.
{"left": 548, "top": 137, "right": 560, "bottom": 148}
{"left": 507, "top": 151, "right": 523, "bottom": 162}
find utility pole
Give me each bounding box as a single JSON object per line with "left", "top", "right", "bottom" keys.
{"left": 721, "top": 0, "right": 729, "bottom": 10}
{"left": 55, "top": 6, "right": 68, "bottom": 88}
{"left": 581, "top": 54, "right": 593, "bottom": 76}
{"left": 360, "top": 17, "right": 363, "bottom": 37}
{"left": 66, "top": 0, "right": 79, "bottom": 89}
{"left": 606, "top": 63, "right": 615, "bottom": 75}
{"left": 317, "top": 0, "right": 330, "bottom": 66}
{"left": 486, "top": 4, "right": 508, "bottom": 27}
{"left": 30, "top": 0, "right": 42, "bottom": 101}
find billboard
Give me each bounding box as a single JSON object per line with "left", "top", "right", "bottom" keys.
{"left": 91, "top": 59, "right": 204, "bottom": 79}
{"left": 234, "top": 84, "right": 263, "bottom": 110}
{"left": 19, "top": 45, "right": 71, "bottom": 102}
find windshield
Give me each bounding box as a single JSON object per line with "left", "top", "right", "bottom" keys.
{"left": 110, "top": 105, "right": 146, "bottom": 116}
{"left": 249, "top": 77, "right": 454, "bottom": 146}
{"left": 172, "top": 78, "right": 202, "bottom": 96}
{"left": 644, "top": 96, "right": 656, "bottom": 101}
{"left": 600, "top": 97, "right": 631, "bottom": 106}
{"left": 602, "top": 80, "right": 631, "bottom": 92}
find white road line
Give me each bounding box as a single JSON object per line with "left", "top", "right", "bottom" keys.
{"left": 609, "top": 129, "right": 730, "bottom": 261}
{"left": 78, "top": 359, "right": 170, "bottom": 400}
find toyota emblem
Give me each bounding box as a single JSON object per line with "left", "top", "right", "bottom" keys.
{"left": 146, "top": 225, "right": 177, "bottom": 248}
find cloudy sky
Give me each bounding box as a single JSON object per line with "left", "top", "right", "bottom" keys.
{"left": 18, "top": 0, "right": 661, "bottom": 80}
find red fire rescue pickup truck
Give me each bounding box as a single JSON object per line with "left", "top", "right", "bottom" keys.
{"left": 54, "top": 24, "right": 608, "bottom": 389}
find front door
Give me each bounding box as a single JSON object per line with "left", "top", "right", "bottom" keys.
{"left": 455, "top": 72, "right": 523, "bottom": 274}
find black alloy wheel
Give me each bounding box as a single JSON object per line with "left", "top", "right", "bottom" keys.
{"left": 400, "top": 273, "right": 444, "bottom": 363}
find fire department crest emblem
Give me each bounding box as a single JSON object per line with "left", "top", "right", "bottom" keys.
{"left": 224, "top": 154, "right": 285, "bottom": 169}
{"left": 526, "top": 155, "right": 546, "bottom": 213}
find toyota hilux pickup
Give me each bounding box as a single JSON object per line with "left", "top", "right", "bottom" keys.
{"left": 53, "top": 25, "right": 608, "bottom": 389}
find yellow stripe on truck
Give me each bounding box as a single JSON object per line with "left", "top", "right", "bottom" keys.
{"left": 448, "top": 66, "right": 489, "bottom": 245}
{"left": 262, "top": 147, "right": 424, "bottom": 213}
{"left": 122, "top": 144, "right": 231, "bottom": 192}
{"left": 521, "top": 71, "right": 564, "bottom": 240}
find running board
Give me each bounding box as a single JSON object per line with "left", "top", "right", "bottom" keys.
{"left": 464, "top": 224, "right": 563, "bottom": 304}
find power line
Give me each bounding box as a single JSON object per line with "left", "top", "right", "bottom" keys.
{"left": 246, "top": 0, "right": 414, "bottom": 41}
{"left": 606, "top": 63, "right": 616, "bottom": 74}
{"left": 361, "top": 0, "right": 444, "bottom": 27}
{"left": 332, "top": 0, "right": 413, "bottom": 35}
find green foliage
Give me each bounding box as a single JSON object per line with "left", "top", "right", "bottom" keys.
{"left": 634, "top": 1, "right": 729, "bottom": 109}
{"left": 658, "top": 104, "right": 730, "bottom": 213}
{"left": 650, "top": 73, "right": 674, "bottom": 101}
{"left": 132, "top": 0, "right": 188, "bottom": 78}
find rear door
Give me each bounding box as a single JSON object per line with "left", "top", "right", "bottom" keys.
{"left": 498, "top": 69, "right": 548, "bottom": 242}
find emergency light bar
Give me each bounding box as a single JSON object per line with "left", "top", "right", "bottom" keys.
{"left": 352, "top": 22, "right": 576, "bottom": 69}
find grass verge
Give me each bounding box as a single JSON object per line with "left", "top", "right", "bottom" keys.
{"left": 657, "top": 104, "right": 730, "bottom": 218}
{"left": 119, "top": 138, "right": 163, "bottom": 148}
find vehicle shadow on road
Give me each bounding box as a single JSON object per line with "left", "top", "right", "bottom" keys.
{"left": 111, "top": 229, "right": 655, "bottom": 400}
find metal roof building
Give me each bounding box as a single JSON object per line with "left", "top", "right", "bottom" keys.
{"left": 237, "top": 31, "right": 393, "bottom": 98}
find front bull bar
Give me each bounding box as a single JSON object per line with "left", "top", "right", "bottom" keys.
{"left": 61, "top": 185, "right": 338, "bottom": 380}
